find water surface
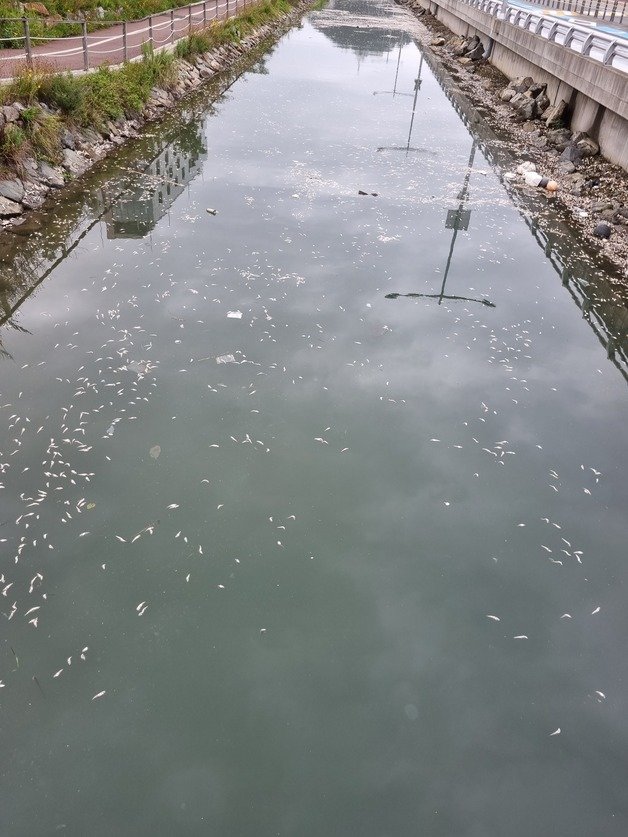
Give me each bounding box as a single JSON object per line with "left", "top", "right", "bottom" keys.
{"left": 1, "top": 2, "right": 628, "bottom": 835}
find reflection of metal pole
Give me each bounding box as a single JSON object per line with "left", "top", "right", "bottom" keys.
{"left": 392, "top": 43, "right": 402, "bottom": 95}
{"left": 439, "top": 140, "right": 476, "bottom": 304}
{"left": 372, "top": 43, "right": 410, "bottom": 97}
{"left": 386, "top": 139, "right": 494, "bottom": 308}
{"left": 404, "top": 56, "right": 423, "bottom": 154}
{"left": 376, "top": 56, "right": 426, "bottom": 153}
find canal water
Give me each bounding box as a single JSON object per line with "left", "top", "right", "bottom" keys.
{"left": 1, "top": 1, "right": 628, "bottom": 834}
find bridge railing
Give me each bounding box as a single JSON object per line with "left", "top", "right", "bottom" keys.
{"left": 514, "top": 0, "right": 627, "bottom": 25}
{"left": 502, "top": 3, "right": 628, "bottom": 69}
{"left": 459, "top": 0, "right": 628, "bottom": 71}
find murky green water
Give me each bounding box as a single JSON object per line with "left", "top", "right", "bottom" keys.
{"left": 1, "top": 2, "right": 628, "bottom": 834}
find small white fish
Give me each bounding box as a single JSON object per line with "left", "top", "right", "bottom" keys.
{"left": 486, "top": 615, "right": 500, "bottom": 622}
{"left": 92, "top": 690, "right": 106, "bottom": 701}
{"left": 53, "top": 669, "right": 63, "bottom": 678}
{"left": 513, "top": 635, "right": 528, "bottom": 640}
{"left": 595, "top": 691, "right": 606, "bottom": 700}
{"left": 591, "top": 607, "right": 601, "bottom": 615}
{"left": 560, "top": 613, "right": 572, "bottom": 619}
{"left": 167, "top": 504, "right": 180, "bottom": 509}
{"left": 549, "top": 728, "right": 561, "bottom": 736}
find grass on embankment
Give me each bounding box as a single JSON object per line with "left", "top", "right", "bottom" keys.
{"left": 0, "top": 0, "right": 292, "bottom": 169}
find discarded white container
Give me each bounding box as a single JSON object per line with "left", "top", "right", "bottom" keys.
{"left": 516, "top": 161, "right": 537, "bottom": 175}
{"left": 523, "top": 170, "right": 543, "bottom": 187}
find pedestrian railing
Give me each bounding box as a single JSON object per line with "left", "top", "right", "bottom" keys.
{"left": 459, "top": 0, "right": 628, "bottom": 71}
{"left": 517, "top": 0, "right": 627, "bottom": 25}
{"left": 502, "top": 2, "right": 628, "bottom": 69}
{"left": 0, "top": 0, "right": 255, "bottom": 74}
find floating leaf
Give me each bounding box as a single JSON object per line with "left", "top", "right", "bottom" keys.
{"left": 149, "top": 445, "right": 161, "bottom": 459}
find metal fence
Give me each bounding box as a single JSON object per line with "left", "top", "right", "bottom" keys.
{"left": 502, "top": 1, "right": 628, "bottom": 69}
{"left": 457, "top": 0, "right": 628, "bottom": 71}
{"left": 0, "top": 0, "right": 256, "bottom": 77}
{"left": 518, "top": 0, "right": 627, "bottom": 25}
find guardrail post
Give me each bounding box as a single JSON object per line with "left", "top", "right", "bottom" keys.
{"left": 82, "top": 20, "right": 89, "bottom": 70}
{"left": 188, "top": 4, "right": 193, "bottom": 33}
{"left": 170, "top": 9, "right": 175, "bottom": 42}
{"left": 215, "top": 0, "right": 218, "bottom": 20}
{"left": 22, "top": 17, "right": 32, "bottom": 68}
{"left": 203, "top": 0, "right": 207, "bottom": 26}
{"left": 149, "top": 14, "right": 153, "bottom": 45}
{"left": 123, "top": 20, "right": 128, "bottom": 61}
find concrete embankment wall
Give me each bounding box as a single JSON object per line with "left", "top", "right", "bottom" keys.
{"left": 418, "top": 0, "right": 628, "bottom": 170}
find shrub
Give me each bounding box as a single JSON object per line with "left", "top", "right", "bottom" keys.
{"left": 39, "top": 72, "right": 84, "bottom": 115}
{"left": 0, "top": 123, "right": 28, "bottom": 167}
{"left": 25, "top": 109, "right": 62, "bottom": 159}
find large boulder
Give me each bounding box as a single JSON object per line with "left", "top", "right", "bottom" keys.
{"left": 511, "top": 92, "right": 536, "bottom": 120}
{"left": 0, "top": 179, "right": 24, "bottom": 202}
{"left": 62, "top": 148, "right": 89, "bottom": 176}
{"left": 39, "top": 161, "right": 65, "bottom": 187}
{"left": 543, "top": 100, "right": 568, "bottom": 127}
{"left": 560, "top": 144, "right": 583, "bottom": 166}
{"left": 547, "top": 128, "right": 572, "bottom": 149}
{"left": 499, "top": 87, "right": 515, "bottom": 102}
{"left": 467, "top": 42, "right": 485, "bottom": 61}
{"left": 535, "top": 91, "right": 550, "bottom": 114}
{"left": 509, "top": 76, "right": 534, "bottom": 93}
{"left": 0, "top": 196, "right": 23, "bottom": 217}
{"left": 573, "top": 132, "right": 600, "bottom": 157}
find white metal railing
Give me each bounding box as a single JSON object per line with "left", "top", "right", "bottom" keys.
{"left": 0, "top": 0, "right": 256, "bottom": 75}
{"left": 457, "top": 0, "right": 628, "bottom": 71}
{"left": 521, "top": 0, "right": 627, "bottom": 25}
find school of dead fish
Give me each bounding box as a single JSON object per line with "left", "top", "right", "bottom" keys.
{"left": 0, "top": 0, "right": 620, "bottom": 749}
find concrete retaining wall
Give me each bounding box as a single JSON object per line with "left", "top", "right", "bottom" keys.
{"left": 418, "top": 0, "right": 628, "bottom": 170}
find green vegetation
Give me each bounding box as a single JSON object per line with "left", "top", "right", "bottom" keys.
{"left": 0, "top": 0, "right": 296, "bottom": 169}
{"left": 0, "top": 0, "right": 211, "bottom": 47}
{"left": 0, "top": 0, "right": 294, "bottom": 47}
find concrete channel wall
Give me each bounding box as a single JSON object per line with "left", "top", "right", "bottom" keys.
{"left": 417, "top": 0, "right": 628, "bottom": 169}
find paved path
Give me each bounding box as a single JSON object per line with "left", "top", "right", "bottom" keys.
{"left": 0, "top": 0, "right": 246, "bottom": 79}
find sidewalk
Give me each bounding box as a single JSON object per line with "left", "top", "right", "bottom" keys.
{"left": 0, "top": 0, "right": 235, "bottom": 79}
